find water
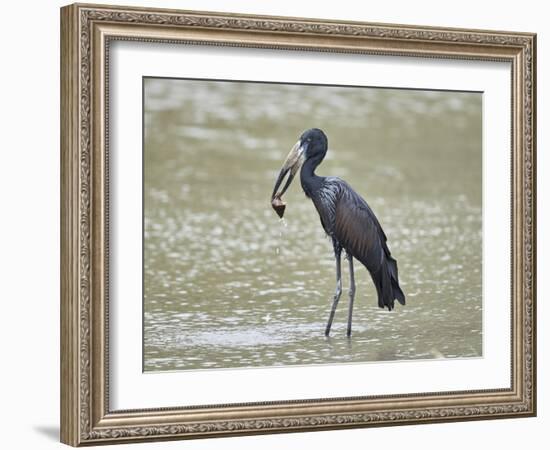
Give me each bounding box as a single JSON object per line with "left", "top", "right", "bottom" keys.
{"left": 143, "top": 78, "right": 482, "bottom": 372}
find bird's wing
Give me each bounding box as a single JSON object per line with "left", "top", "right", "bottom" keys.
{"left": 331, "top": 179, "right": 390, "bottom": 273}
{"left": 310, "top": 178, "right": 340, "bottom": 236}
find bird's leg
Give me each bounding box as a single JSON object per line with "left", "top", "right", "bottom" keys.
{"left": 346, "top": 251, "right": 356, "bottom": 337}
{"left": 325, "top": 245, "right": 342, "bottom": 337}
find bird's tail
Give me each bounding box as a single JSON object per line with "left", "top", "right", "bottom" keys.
{"left": 370, "top": 256, "right": 405, "bottom": 311}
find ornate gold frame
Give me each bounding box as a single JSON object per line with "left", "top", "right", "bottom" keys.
{"left": 60, "top": 2, "right": 536, "bottom": 446}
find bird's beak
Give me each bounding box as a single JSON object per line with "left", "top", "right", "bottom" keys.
{"left": 271, "top": 140, "right": 306, "bottom": 201}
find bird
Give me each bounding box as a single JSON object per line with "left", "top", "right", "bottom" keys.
{"left": 271, "top": 128, "right": 405, "bottom": 337}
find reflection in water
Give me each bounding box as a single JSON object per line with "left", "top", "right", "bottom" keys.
{"left": 143, "top": 78, "right": 482, "bottom": 372}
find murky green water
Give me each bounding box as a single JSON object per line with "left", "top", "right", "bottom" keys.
{"left": 143, "top": 78, "right": 482, "bottom": 372}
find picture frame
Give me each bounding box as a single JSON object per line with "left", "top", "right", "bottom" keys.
{"left": 60, "top": 2, "right": 536, "bottom": 446}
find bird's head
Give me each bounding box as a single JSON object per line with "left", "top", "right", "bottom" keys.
{"left": 271, "top": 128, "right": 328, "bottom": 217}
{"left": 299, "top": 128, "right": 328, "bottom": 161}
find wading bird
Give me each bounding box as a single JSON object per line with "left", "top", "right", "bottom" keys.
{"left": 271, "top": 128, "right": 405, "bottom": 337}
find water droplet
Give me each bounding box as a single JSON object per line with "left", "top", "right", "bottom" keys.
{"left": 275, "top": 217, "right": 287, "bottom": 255}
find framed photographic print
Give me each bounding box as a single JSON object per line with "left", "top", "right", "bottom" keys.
{"left": 60, "top": 3, "right": 537, "bottom": 446}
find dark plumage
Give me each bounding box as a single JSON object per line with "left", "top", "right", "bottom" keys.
{"left": 313, "top": 177, "right": 405, "bottom": 310}
{"left": 271, "top": 128, "right": 405, "bottom": 336}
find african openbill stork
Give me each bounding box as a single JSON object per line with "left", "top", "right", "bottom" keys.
{"left": 271, "top": 128, "right": 405, "bottom": 337}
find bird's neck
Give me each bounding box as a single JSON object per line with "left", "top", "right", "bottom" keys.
{"left": 300, "top": 155, "right": 324, "bottom": 198}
